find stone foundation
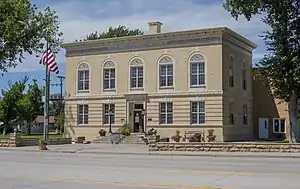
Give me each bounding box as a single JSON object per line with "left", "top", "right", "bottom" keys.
{"left": 0, "top": 133, "right": 71, "bottom": 147}
{"left": 149, "top": 140, "right": 300, "bottom": 153}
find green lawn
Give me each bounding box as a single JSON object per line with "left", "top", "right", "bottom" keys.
{"left": 0, "top": 133, "right": 63, "bottom": 139}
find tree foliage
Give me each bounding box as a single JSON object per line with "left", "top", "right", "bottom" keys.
{"left": 223, "top": 0, "right": 300, "bottom": 142}
{"left": 76, "top": 25, "right": 144, "bottom": 41}
{"left": 0, "top": 0, "right": 63, "bottom": 73}
{"left": 0, "top": 77, "right": 28, "bottom": 134}
{"left": 0, "top": 77, "right": 43, "bottom": 135}
{"left": 17, "top": 79, "right": 43, "bottom": 134}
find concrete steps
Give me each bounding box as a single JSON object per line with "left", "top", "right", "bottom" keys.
{"left": 120, "top": 133, "right": 147, "bottom": 144}
{"left": 92, "top": 133, "right": 147, "bottom": 145}
{"left": 92, "top": 136, "right": 110, "bottom": 144}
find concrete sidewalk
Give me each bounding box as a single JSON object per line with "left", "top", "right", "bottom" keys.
{"left": 1, "top": 143, "right": 300, "bottom": 159}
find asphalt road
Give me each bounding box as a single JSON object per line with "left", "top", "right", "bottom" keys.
{"left": 0, "top": 150, "right": 300, "bottom": 189}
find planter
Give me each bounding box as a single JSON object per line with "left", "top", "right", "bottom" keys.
{"left": 207, "top": 135, "right": 216, "bottom": 142}
{"left": 39, "top": 144, "right": 47, "bottom": 150}
{"left": 171, "top": 135, "right": 181, "bottom": 142}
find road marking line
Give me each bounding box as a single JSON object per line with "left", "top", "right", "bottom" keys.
{"left": 47, "top": 177, "right": 228, "bottom": 189}
{"left": 1, "top": 161, "right": 299, "bottom": 176}
{"left": 0, "top": 174, "right": 230, "bottom": 189}
{"left": 174, "top": 170, "right": 254, "bottom": 175}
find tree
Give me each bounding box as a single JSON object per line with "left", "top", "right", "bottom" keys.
{"left": 17, "top": 79, "right": 43, "bottom": 134}
{"left": 0, "top": 0, "right": 63, "bottom": 73}
{"left": 223, "top": 0, "right": 300, "bottom": 142}
{"left": 77, "top": 25, "right": 144, "bottom": 41}
{"left": 0, "top": 77, "right": 29, "bottom": 134}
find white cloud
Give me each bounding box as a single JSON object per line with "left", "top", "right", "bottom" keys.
{"left": 11, "top": 0, "right": 267, "bottom": 72}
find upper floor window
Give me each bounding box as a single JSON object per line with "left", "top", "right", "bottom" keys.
{"left": 77, "top": 63, "right": 90, "bottom": 92}
{"left": 159, "top": 56, "right": 173, "bottom": 88}
{"left": 242, "top": 62, "right": 247, "bottom": 90}
{"left": 190, "top": 101, "right": 205, "bottom": 124}
{"left": 229, "top": 56, "right": 234, "bottom": 87}
{"left": 243, "top": 104, "right": 248, "bottom": 125}
{"left": 159, "top": 102, "right": 173, "bottom": 124}
{"left": 190, "top": 54, "right": 205, "bottom": 87}
{"left": 103, "top": 61, "right": 116, "bottom": 90}
{"left": 130, "top": 58, "right": 144, "bottom": 89}
{"left": 77, "top": 104, "right": 88, "bottom": 124}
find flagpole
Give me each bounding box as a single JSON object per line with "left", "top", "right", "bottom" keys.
{"left": 43, "top": 41, "right": 49, "bottom": 140}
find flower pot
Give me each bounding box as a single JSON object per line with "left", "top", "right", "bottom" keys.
{"left": 39, "top": 144, "right": 47, "bottom": 150}
{"left": 207, "top": 135, "right": 216, "bottom": 142}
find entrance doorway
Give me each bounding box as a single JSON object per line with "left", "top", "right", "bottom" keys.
{"left": 259, "top": 118, "right": 269, "bottom": 139}
{"left": 132, "top": 104, "right": 144, "bottom": 133}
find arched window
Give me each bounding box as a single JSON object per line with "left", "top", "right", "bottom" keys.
{"left": 190, "top": 54, "right": 205, "bottom": 87}
{"left": 229, "top": 56, "right": 234, "bottom": 87}
{"left": 158, "top": 55, "right": 174, "bottom": 88}
{"left": 103, "top": 61, "right": 116, "bottom": 90}
{"left": 130, "top": 58, "right": 144, "bottom": 89}
{"left": 77, "top": 62, "right": 90, "bottom": 92}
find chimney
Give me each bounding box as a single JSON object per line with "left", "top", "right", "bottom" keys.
{"left": 148, "top": 21, "right": 163, "bottom": 34}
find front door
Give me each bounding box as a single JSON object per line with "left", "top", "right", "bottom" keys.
{"left": 259, "top": 118, "right": 269, "bottom": 139}
{"left": 133, "top": 110, "right": 143, "bottom": 133}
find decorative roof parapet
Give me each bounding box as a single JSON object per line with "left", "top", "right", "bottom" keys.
{"left": 62, "top": 27, "right": 256, "bottom": 57}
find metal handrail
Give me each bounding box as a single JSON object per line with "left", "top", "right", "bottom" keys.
{"left": 110, "top": 123, "right": 128, "bottom": 144}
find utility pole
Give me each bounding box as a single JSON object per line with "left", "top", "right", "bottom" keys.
{"left": 50, "top": 76, "right": 65, "bottom": 133}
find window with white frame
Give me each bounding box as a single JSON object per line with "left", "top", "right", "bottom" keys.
{"left": 190, "top": 101, "right": 205, "bottom": 124}
{"left": 130, "top": 58, "right": 144, "bottom": 89}
{"left": 229, "top": 102, "right": 234, "bottom": 125}
{"left": 273, "top": 118, "right": 286, "bottom": 133}
{"left": 77, "top": 104, "right": 89, "bottom": 124}
{"left": 159, "top": 102, "right": 173, "bottom": 124}
{"left": 77, "top": 63, "right": 90, "bottom": 92}
{"left": 159, "top": 56, "right": 173, "bottom": 88}
{"left": 103, "top": 103, "right": 115, "bottom": 124}
{"left": 243, "top": 104, "right": 248, "bottom": 125}
{"left": 190, "top": 54, "right": 205, "bottom": 86}
{"left": 229, "top": 56, "right": 234, "bottom": 87}
{"left": 242, "top": 62, "right": 247, "bottom": 90}
{"left": 103, "top": 61, "right": 116, "bottom": 90}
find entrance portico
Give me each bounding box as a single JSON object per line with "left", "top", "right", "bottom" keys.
{"left": 124, "top": 93, "right": 148, "bottom": 133}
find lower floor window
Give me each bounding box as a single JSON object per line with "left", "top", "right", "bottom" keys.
{"left": 273, "top": 118, "right": 286, "bottom": 133}
{"left": 190, "top": 101, "right": 205, "bottom": 124}
{"left": 77, "top": 104, "right": 89, "bottom": 124}
{"left": 103, "top": 104, "right": 115, "bottom": 124}
{"left": 159, "top": 102, "right": 173, "bottom": 124}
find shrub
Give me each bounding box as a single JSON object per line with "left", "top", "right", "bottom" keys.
{"left": 147, "top": 128, "right": 157, "bottom": 136}
{"left": 98, "top": 129, "right": 107, "bottom": 136}
{"left": 171, "top": 130, "right": 182, "bottom": 142}
{"left": 121, "top": 125, "right": 131, "bottom": 136}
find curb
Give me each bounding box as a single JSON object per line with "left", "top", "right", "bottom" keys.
{"left": 1, "top": 148, "right": 299, "bottom": 159}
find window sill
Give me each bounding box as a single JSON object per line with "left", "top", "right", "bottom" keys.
{"left": 159, "top": 86, "right": 174, "bottom": 90}
{"left": 273, "top": 132, "right": 286, "bottom": 134}
{"left": 77, "top": 124, "right": 89, "bottom": 126}
{"left": 130, "top": 88, "right": 144, "bottom": 91}
{"left": 77, "top": 90, "right": 90, "bottom": 93}
{"left": 103, "top": 89, "right": 116, "bottom": 92}
{"left": 190, "top": 85, "right": 206, "bottom": 89}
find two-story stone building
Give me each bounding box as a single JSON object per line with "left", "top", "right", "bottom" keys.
{"left": 62, "top": 21, "right": 256, "bottom": 142}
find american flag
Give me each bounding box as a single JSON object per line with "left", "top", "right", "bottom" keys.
{"left": 39, "top": 48, "right": 59, "bottom": 74}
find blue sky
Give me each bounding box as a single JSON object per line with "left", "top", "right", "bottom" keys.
{"left": 0, "top": 0, "right": 268, "bottom": 93}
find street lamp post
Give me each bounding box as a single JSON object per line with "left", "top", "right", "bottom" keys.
{"left": 141, "top": 109, "right": 145, "bottom": 133}
{"left": 108, "top": 109, "right": 113, "bottom": 133}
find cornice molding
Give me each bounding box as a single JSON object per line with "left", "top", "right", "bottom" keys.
{"left": 62, "top": 27, "right": 256, "bottom": 57}
{"left": 65, "top": 90, "right": 223, "bottom": 101}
